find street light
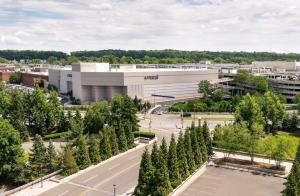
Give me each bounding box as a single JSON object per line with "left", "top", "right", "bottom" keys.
{"left": 198, "top": 116, "right": 202, "bottom": 127}
{"left": 113, "top": 184, "right": 116, "bottom": 196}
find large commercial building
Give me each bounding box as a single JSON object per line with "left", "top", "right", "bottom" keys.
{"left": 49, "top": 63, "right": 218, "bottom": 104}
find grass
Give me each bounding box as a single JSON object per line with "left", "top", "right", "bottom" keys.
{"left": 179, "top": 117, "right": 235, "bottom": 121}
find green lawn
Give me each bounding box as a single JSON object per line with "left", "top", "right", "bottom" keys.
{"left": 180, "top": 117, "right": 235, "bottom": 121}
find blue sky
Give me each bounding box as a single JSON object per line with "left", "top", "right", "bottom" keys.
{"left": 0, "top": 0, "right": 300, "bottom": 53}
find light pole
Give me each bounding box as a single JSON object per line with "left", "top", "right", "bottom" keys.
{"left": 113, "top": 184, "right": 116, "bottom": 196}
{"left": 198, "top": 116, "right": 202, "bottom": 127}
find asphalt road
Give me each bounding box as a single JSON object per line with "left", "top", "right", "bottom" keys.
{"left": 181, "top": 166, "right": 286, "bottom": 196}
{"left": 39, "top": 146, "right": 145, "bottom": 196}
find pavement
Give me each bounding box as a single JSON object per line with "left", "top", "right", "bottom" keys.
{"left": 180, "top": 166, "right": 286, "bottom": 196}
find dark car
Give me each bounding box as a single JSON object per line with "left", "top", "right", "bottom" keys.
{"left": 180, "top": 112, "right": 191, "bottom": 117}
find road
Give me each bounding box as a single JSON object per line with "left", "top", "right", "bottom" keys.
{"left": 39, "top": 146, "right": 145, "bottom": 196}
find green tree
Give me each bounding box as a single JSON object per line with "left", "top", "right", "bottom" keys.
{"left": 109, "top": 126, "right": 119, "bottom": 155}
{"left": 184, "top": 129, "right": 196, "bottom": 172}
{"left": 29, "top": 134, "right": 47, "bottom": 177}
{"left": 134, "top": 148, "right": 154, "bottom": 196}
{"left": 75, "top": 135, "right": 91, "bottom": 170}
{"left": 46, "top": 140, "right": 57, "bottom": 172}
{"left": 89, "top": 136, "right": 101, "bottom": 164}
{"left": 151, "top": 142, "right": 159, "bottom": 168}
{"left": 0, "top": 119, "right": 24, "bottom": 182}
{"left": 118, "top": 125, "right": 128, "bottom": 152}
{"left": 99, "top": 126, "right": 112, "bottom": 160}
{"left": 48, "top": 90, "right": 64, "bottom": 130}
{"left": 196, "top": 125, "right": 208, "bottom": 161}
{"left": 190, "top": 124, "right": 203, "bottom": 166}
{"left": 84, "top": 101, "right": 110, "bottom": 134}
{"left": 177, "top": 131, "right": 190, "bottom": 179}
{"left": 202, "top": 121, "right": 212, "bottom": 156}
{"left": 68, "top": 118, "right": 84, "bottom": 141}
{"left": 160, "top": 137, "right": 168, "bottom": 162}
{"left": 62, "top": 145, "right": 79, "bottom": 175}
{"left": 168, "top": 134, "right": 182, "bottom": 188}
{"left": 198, "top": 80, "right": 212, "bottom": 99}
{"left": 152, "top": 152, "right": 172, "bottom": 196}
{"left": 9, "top": 72, "right": 21, "bottom": 84}
{"left": 271, "top": 137, "right": 292, "bottom": 167}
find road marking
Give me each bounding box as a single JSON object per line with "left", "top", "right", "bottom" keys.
{"left": 83, "top": 175, "right": 98, "bottom": 183}
{"left": 109, "top": 163, "right": 120, "bottom": 170}
{"left": 57, "top": 190, "right": 69, "bottom": 196}
{"left": 128, "top": 155, "right": 139, "bottom": 161}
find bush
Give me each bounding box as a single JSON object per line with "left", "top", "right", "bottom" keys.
{"left": 43, "top": 131, "right": 69, "bottom": 140}
{"left": 133, "top": 131, "right": 155, "bottom": 139}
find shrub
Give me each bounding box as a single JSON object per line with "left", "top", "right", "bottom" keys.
{"left": 43, "top": 131, "right": 69, "bottom": 140}
{"left": 133, "top": 131, "right": 155, "bottom": 139}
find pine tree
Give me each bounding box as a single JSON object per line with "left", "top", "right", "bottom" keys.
{"left": 168, "top": 134, "right": 182, "bottom": 188}
{"left": 74, "top": 108, "right": 82, "bottom": 124}
{"left": 134, "top": 148, "right": 154, "bottom": 196}
{"left": 152, "top": 152, "right": 172, "bottom": 196}
{"left": 29, "top": 134, "right": 47, "bottom": 177}
{"left": 184, "top": 129, "right": 196, "bottom": 173}
{"left": 196, "top": 125, "right": 208, "bottom": 162}
{"left": 190, "top": 125, "right": 202, "bottom": 166}
{"left": 160, "top": 137, "right": 168, "bottom": 162}
{"left": 124, "top": 122, "right": 135, "bottom": 148}
{"left": 202, "top": 121, "right": 213, "bottom": 156}
{"left": 68, "top": 118, "right": 84, "bottom": 141}
{"left": 100, "top": 126, "right": 112, "bottom": 160}
{"left": 118, "top": 125, "right": 128, "bottom": 152}
{"left": 46, "top": 140, "right": 57, "bottom": 172}
{"left": 75, "top": 135, "right": 91, "bottom": 169}
{"left": 151, "top": 141, "right": 159, "bottom": 169}
{"left": 62, "top": 145, "right": 79, "bottom": 175}
{"left": 89, "top": 136, "right": 101, "bottom": 164}
{"left": 177, "top": 131, "right": 190, "bottom": 180}
{"left": 109, "top": 126, "right": 119, "bottom": 155}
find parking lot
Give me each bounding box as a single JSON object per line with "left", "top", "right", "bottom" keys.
{"left": 181, "top": 166, "right": 286, "bottom": 196}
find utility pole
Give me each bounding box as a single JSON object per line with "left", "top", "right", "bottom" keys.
{"left": 113, "top": 184, "right": 116, "bottom": 196}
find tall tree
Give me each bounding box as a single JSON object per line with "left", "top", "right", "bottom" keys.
{"left": 62, "top": 145, "right": 79, "bottom": 175}
{"left": 29, "top": 134, "right": 47, "bottom": 177}
{"left": 202, "top": 121, "right": 213, "bottom": 156}
{"left": 160, "top": 137, "right": 168, "bottom": 162}
{"left": 118, "top": 125, "right": 128, "bottom": 152}
{"left": 190, "top": 125, "right": 202, "bottom": 166}
{"left": 48, "top": 90, "right": 64, "bottom": 130}
{"left": 184, "top": 130, "right": 196, "bottom": 172}
{"left": 99, "top": 126, "right": 112, "bottom": 160}
{"left": 0, "top": 119, "right": 24, "bottom": 182}
{"left": 151, "top": 141, "right": 159, "bottom": 169}
{"left": 46, "top": 140, "right": 57, "bottom": 172}
{"left": 177, "top": 131, "right": 190, "bottom": 179}
{"left": 168, "top": 134, "right": 182, "bottom": 188}
{"left": 198, "top": 80, "right": 212, "bottom": 99}
{"left": 151, "top": 152, "right": 172, "bottom": 196}
{"left": 68, "top": 118, "right": 84, "bottom": 141}
{"left": 109, "top": 126, "right": 119, "bottom": 155}
{"left": 75, "top": 135, "right": 91, "bottom": 169}
{"left": 88, "top": 136, "right": 101, "bottom": 164}
{"left": 196, "top": 125, "right": 208, "bottom": 161}
{"left": 134, "top": 148, "right": 154, "bottom": 196}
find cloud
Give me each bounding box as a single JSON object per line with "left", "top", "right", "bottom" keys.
{"left": 0, "top": 0, "right": 300, "bottom": 53}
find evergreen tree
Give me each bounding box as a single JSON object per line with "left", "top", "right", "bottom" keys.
{"left": 134, "top": 148, "right": 154, "bottom": 196}
{"left": 168, "top": 134, "right": 182, "bottom": 188}
{"left": 109, "top": 126, "right": 119, "bottom": 155}
{"left": 202, "top": 121, "right": 213, "bottom": 156}
{"left": 88, "top": 136, "right": 101, "bottom": 164}
{"left": 177, "top": 131, "right": 190, "bottom": 179}
{"left": 152, "top": 152, "right": 172, "bottom": 196}
{"left": 68, "top": 118, "right": 84, "bottom": 141}
{"left": 196, "top": 125, "right": 208, "bottom": 162}
{"left": 151, "top": 141, "right": 159, "bottom": 169}
{"left": 75, "top": 135, "right": 91, "bottom": 170}
{"left": 48, "top": 90, "right": 64, "bottom": 130}
{"left": 118, "top": 125, "right": 128, "bottom": 152}
{"left": 62, "top": 145, "right": 79, "bottom": 175}
{"left": 160, "top": 137, "right": 168, "bottom": 162}
{"left": 124, "top": 122, "right": 135, "bottom": 148}
{"left": 74, "top": 108, "right": 82, "bottom": 124}
{"left": 190, "top": 125, "right": 202, "bottom": 166}
{"left": 99, "top": 126, "right": 112, "bottom": 160}
{"left": 184, "top": 129, "right": 196, "bottom": 173}
{"left": 29, "top": 134, "right": 47, "bottom": 177}
{"left": 46, "top": 140, "right": 57, "bottom": 172}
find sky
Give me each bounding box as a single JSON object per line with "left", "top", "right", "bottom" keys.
{"left": 0, "top": 0, "right": 300, "bottom": 53}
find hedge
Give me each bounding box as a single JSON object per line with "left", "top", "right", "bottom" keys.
{"left": 43, "top": 131, "right": 69, "bottom": 140}
{"left": 133, "top": 131, "right": 155, "bottom": 139}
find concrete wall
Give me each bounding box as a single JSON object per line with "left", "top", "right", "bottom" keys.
{"left": 60, "top": 69, "right": 72, "bottom": 93}
{"left": 48, "top": 69, "right": 60, "bottom": 90}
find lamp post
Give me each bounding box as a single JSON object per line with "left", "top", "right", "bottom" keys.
{"left": 113, "top": 184, "right": 116, "bottom": 196}
{"left": 198, "top": 116, "right": 202, "bottom": 127}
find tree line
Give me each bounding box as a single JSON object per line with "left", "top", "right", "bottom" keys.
{"left": 2, "top": 49, "right": 300, "bottom": 65}
{"left": 134, "top": 121, "right": 212, "bottom": 196}
{"left": 283, "top": 141, "right": 300, "bottom": 195}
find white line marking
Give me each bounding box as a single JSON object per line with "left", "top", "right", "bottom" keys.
{"left": 109, "top": 163, "right": 120, "bottom": 170}
{"left": 57, "top": 190, "right": 69, "bottom": 196}
{"left": 83, "top": 175, "right": 98, "bottom": 183}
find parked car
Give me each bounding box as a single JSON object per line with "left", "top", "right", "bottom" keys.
{"left": 180, "top": 112, "right": 191, "bottom": 117}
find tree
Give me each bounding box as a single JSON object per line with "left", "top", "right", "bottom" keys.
{"left": 99, "top": 126, "right": 112, "bottom": 160}
{"left": 198, "top": 80, "right": 212, "bottom": 99}
{"left": 202, "top": 121, "right": 212, "bottom": 156}
{"left": 271, "top": 137, "right": 292, "bottom": 167}
{"left": 151, "top": 142, "right": 159, "bottom": 168}
{"left": 235, "top": 93, "right": 265, "bottom": 130}
{"left": 151, "top": 152, "right": 172, "bottom": 196}
{"left": 134, "top": 148, "right": 154, "bottom": 196}
{"left": 0, "top": 119, "right": 24, "bottom": 182}
{"left": 168, "top": 134, "right": 182, "bottom": 188}
{"left": 177, "top": 131, "right": 190, "bottom": 179}
{"left": 48, "top": 90, "right": 64, "bottom": 130}
{"left": 84, "top": 101, "right": 110, "bottom": 134}
{"left": 46, "top": 140, "right": 57, "bottom": 172}
{"left": 75, "top": 135, "right": 91, "bottom": 170}
{"left": 109, "top": 126, "right": 119, "bottom": 155}
{"left": 9, "top": 72, "right": 21, "bottom": 84}
{"left": 29, "top": 134, "right": 47, "bottom": 177}
{"left": 68, "top": 118, "right": 84, "bottom": 141}
{"left": 89, "top": 136, "right": 101, "bottom": 164}
{"left": 190, "top": 124, "right": 202, "bottom": 166}
{"left": 184, "top": 130, "right": 196, "bottom": 172}
{"left": 118, "top": 125, "right": 128, "bottom": 152}
{"left": 196, "top": 124, "right": 208, "bottom": 162}
{"left": 160, "top": 137, "right": 168, "bottom": 162}
{"left": 62, "top": 145, "right": 79, "bottom": 175}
